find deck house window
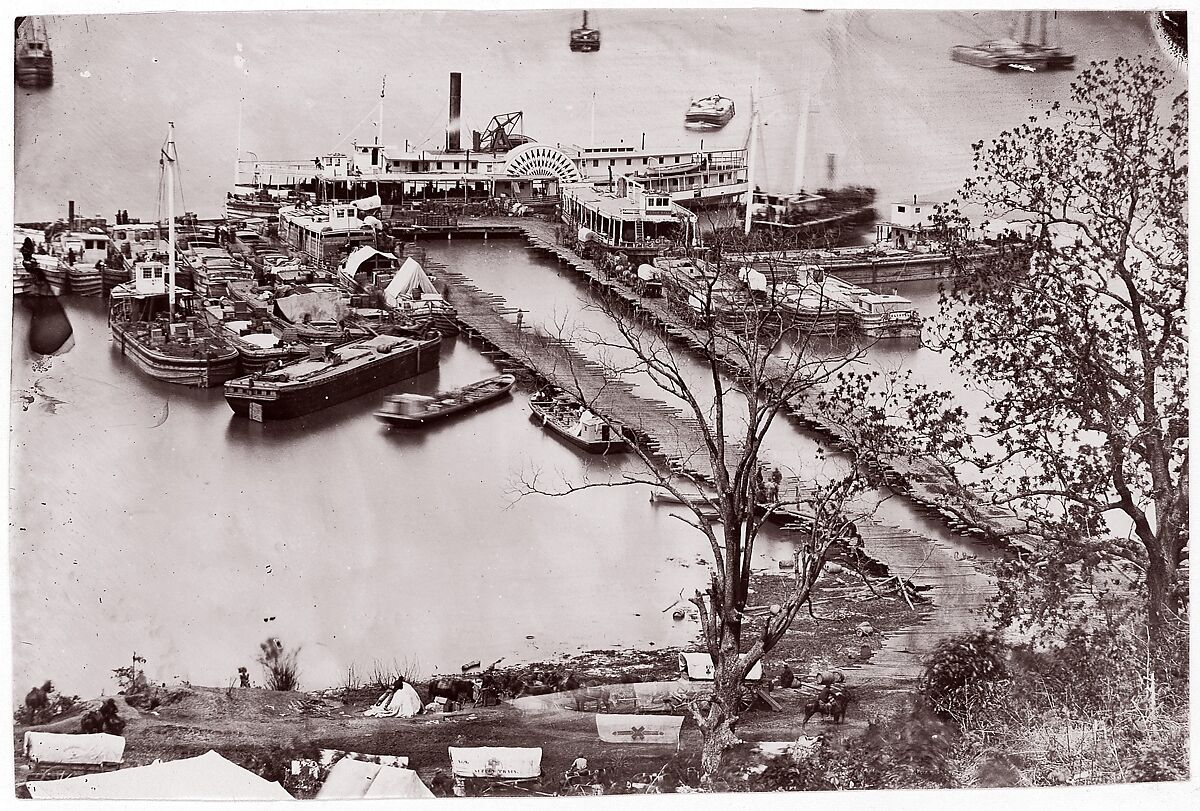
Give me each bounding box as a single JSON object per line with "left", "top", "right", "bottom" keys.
{"left": 674, "top": 156, "right": 680, "bottom": 163}
{"left": 897, "top": 205, "right": 906, "bottom": 212}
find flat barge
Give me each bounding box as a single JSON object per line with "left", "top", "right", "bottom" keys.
{"left": 224, "top": 330, "right": 441, "bottom": 421}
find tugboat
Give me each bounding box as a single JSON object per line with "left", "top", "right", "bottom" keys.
{"left": 684, "top": 95, "right": 736, "bottom": 130}
{"left": 15, "top": 17, "right": 53, "bottom": 88}
{"left": 570, "top": 10, "right": 601, "bottom": 53}
{"left": 108, "top": 124, "right": 239, "bottom": 387}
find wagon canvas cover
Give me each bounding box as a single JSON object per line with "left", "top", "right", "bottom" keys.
{"left": 595, "top": 713, "right": 683, "bottom": 745}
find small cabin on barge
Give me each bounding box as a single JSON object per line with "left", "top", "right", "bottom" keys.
{"left": 560, "top": 178, "right": 699, "bottom": 259}
{"left": 278, "top": 203, "right": 376, "bottom": 267}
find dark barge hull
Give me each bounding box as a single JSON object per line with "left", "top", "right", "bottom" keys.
{"left": 111, "top": 322, "right": 241, "bottom": 387}
{"left": 224, "top": 333, "right": 441, "bottom": 420}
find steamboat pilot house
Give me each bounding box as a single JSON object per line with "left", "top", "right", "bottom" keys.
{"left": 560, "top": 175, "right": 699, "bottom": 261}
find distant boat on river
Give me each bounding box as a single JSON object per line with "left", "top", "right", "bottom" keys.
{"left": 529, "top": 387, "right": 630, "bottom": 454}
{"left": 685, "top": 95, "right": 736, "bottom": 131}
{"left": 374, "top": 374, "right": 516, "bottom": 427}
{"left": 570, "top": 10, "right": 601, "bottom": 53}
{"left": 950, "top": 11, "right": 1075, "bottom": 72}
{"left": 15, "top": 17, "right": 53, "bottom": 88}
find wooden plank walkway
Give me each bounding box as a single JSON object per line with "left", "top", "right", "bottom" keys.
{"left": 421, "top": 248, "right": 985, "bottom": 618}
{"left": 429, "top": 258, "right": 750, "bottom": 479}
{"left": 498, "top": 217, "right": 1033, "bottom": 552}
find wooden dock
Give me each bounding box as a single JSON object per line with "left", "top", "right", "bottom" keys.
{"left": 490, "top": 216, "right": 1033, "bottom": 553}
{"left": 429, "top": 258, "right": 752, "bottom": 479}
{"left": 421, "top": 248, "right": 984, "bottom": 601}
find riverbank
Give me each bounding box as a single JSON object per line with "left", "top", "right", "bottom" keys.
{"left": 14, "top": 561, "right": 928, "bottom": 797}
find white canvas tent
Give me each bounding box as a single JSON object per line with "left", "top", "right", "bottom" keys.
{"left": 342, "top": 246, "right": 398, "bottom": 280}
{"left": 25, "top": 750, "right": 293, "bottom": 800}
{"left": 383, "top": 257, "right": 439, "bottom": 308}
{"left": 315, "top": 757, "right": 433, "bottom": 799}
{"left": 679, "top": 652, "right": 764, "bottom": 681}
{"left": 274, "top": 288, "right": 348, "bottom": 325}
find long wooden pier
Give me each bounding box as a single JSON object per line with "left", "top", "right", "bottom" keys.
{"left": 415, "top": 248, "right": 991, "bottom": 609}
{"left": 486, "top": 217, "right": 1033, "bottom": 553}
{"left": 428, "top": 258, "right": 752, "bottom": 480}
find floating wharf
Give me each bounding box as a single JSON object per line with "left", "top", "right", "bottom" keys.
{"left": 429, "top": 256, "right": 753, "bottom": 478}
{"left": 427, "top": 245, "right": 1001, "bottom": 609}
{"left": 451, "top": 216, "right": 1034, "bottom": 554}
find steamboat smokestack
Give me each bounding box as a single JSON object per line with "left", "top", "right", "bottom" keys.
{"left": 448, "top": 72, "right": 462, "bottom": 151}
{"left": 68, "top": 200, "right": 75, "bottom": 228}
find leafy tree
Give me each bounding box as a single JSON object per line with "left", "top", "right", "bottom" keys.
{"left": 931, "top": 57, "right": 1187, "bottom": 649}
{"left": 520, "top": 226, "right": 933, "bottom": 781}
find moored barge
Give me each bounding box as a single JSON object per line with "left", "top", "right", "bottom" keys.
{"left": 109, "top": 264, "right": 241, "bottom": 387}
{"left": 224, "top": 330, "right": 442, "bottom": 421}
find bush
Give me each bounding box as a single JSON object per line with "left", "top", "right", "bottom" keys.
{"left": 926, "top": 611, "right": 1189, "bottom": 787}
{"left": 257, "top": 637, "right": 301, "bottom": 692}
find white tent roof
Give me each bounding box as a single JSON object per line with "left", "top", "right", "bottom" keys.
{"left": 343, "top": 246, "right": 398, "bottom": 279}
{"left": 25, "top": 750, "right": 293, "bottom": 800}
{"left": 679, "top": 652, "right": 763, "bottom": 681}
{"left": 352, "top": 194, "right": 383, "bottom": 211}
{"left": 383, "top": 257, "right": 438, "bottom": 308}
{"left": 317, "top": 758, "right": 433, "bottom": 799}
{"left": 24, "top": 732, "right": 124, "bottom": 766}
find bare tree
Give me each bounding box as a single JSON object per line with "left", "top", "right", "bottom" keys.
{"left": 930, "top": 57, "right": 1187, "bottom": 650}
{"left": 518, "top": 225, "right": 933, "bottom": 780}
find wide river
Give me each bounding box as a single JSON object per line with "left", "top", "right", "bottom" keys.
{"left": 10, "top": 9, "right": 1164, "bottom": 698}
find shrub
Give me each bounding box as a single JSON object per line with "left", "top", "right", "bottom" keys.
{"left": 257, "top": 637, "right": 301, "bottom": 691}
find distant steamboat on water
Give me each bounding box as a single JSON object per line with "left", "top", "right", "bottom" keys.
{"left": 224, "top": 330, "right": 441, "bottom": 421}
{"left": 15, "top": 17, "right": 53, "bottom": 88}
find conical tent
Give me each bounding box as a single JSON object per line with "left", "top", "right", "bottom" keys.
{"left": 25, "top": 750, "right": 293, "bottom": 800}
{"left": 384, "top": 257, "right": 438, "bottom": 307}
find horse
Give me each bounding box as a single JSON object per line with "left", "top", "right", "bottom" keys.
{"left": 24, "top": 681, "right": 53, "bottom": 723}
{"left": 573, "top": 685, "right": 611, "bottom": 713}
{"left": 427, "top": 678, "right": 476, "bottom": 706}
{"left": 802, "top": 687, "right": 850, "bottom": 726}
{"left": 82, "top": 699, "right": 126, "bottom": 736}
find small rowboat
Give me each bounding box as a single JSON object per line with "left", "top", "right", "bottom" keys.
{"left": 529, "top": 387, "right": 630, "bottom": 454}
{"left": 375, "top": 374, "right": 516, "bottom": 427}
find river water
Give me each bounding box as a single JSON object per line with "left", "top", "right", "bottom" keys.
{"left": 10, "top": 9, "right": 1162, "bottom": 698}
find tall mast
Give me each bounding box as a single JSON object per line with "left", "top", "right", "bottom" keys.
{"left": 743, "top": 85, "right": 758, "bottom": 236}
{"left": 165, "top": 122, "right": 177, "bottom": 323}
{"left": 590, "top": 91, "right": 597, "bottom": 147}
{"left": 234, "top": 94, "right": 243, "bottom": 188}
{"left": 378, "top": 75, "right": 386, "bottom": 145}
{"left": 793, "top": 76, "right": 811, "bottom": 194}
